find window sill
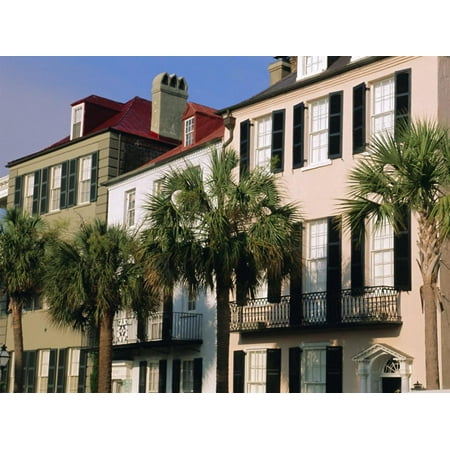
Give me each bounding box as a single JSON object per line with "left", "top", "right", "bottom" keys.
{"left": 300, "top": 159, "right": 332, "bottom": 172}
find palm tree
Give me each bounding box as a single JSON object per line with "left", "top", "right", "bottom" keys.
{"left": 44, "top": 219, "right": 158, "bottom": 393}
{"left": 340, "top": 120, "right": 450, "bottom": 390}
{"left": 0, "top": 208, "right": 49, "bottom": 392}
{"left": 143, "top": 147, "right": 301, "bottom": 392}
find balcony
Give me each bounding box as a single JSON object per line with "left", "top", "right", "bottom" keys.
{"left": 112, "top": 311, "right": 202, "bottom": 346}
{"left": 230, "top": 286, "right": 401, "bottom": 332}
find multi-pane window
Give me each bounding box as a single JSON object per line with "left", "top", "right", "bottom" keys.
{"left": 37, "top": 349, "right": 50, "bottom": 393}
{"left": 371, "top": 219, "right": 394, "bottom": 286}
{"left": 184, "top": 117, "right": 194, "bottom": 146}
{"left": 309, "top": 98, "right": 329, "bottom": 166}
{"left": 153, "top": 179, "right": 163, "bottom": 196}
{"left": 71, "top": 105, "right": 83, "bottom": 139}
{"left": 50, "top": 164, "right": 62, "bottom": 212}
{"left": 305, "top": 219, "right": 328, "bottom": 293}
{"left": 181, "top": 360, "right": 194, "bottom": 393}
{"left": 78, "top": 155, "right": 92, "bottom": 204}
{"left": 125, "top": 189, "right": 136, "bottom": 227}
{"left": 23, "top": 173, "right": 34, "bottom": 214}
{"left": 246, "top": 350, "right": 266, "bottom": 393}
{"left": 67, "top": 348, "right": 80, "bottom": 393}
{"left": 372, "top": 77, "right": 394, "bottom": 138}
{"left": 302, "top": 346, "right": 326, "bottom": 393}
{"left": 255, "top": 115, "right": 272, "bottom": 169}
{"left": 148, "top": 361, "right": 159, "bottom": 393}
{"left": 298, "top": 56, "right": 326, "bottom": 79}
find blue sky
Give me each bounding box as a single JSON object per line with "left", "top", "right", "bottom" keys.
{"left": 0, "top": 56, "right": 274, "bottom": 177}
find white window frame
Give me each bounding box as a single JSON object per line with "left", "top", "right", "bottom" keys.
{"left": 124, "top": 188, "right": 136, "bottom": 227}
{"left": 308, "top": 97, "right": 330, "bottom": 167}
{"left": 371, "top": 77, "right": 395, "bottom": 139}
{"left": 297, "top": 56, "right": 326, "bottom": 80}
{"left": 37, "top": 349, "right": 50, "bottom": 393}
{"left": 78, "top": 155, "right": 92, "bottom": 204}
{"left": 49, "top": 164, "right": 62, "bottom": 212}
{"left": 305, "top": 219, "right": 328, "bottom": 293}
{"left": 23, "top": 173, "right": 35, "bottom": 214}
{"left": 246, "top": 349, "right": 266, "bottom": 393}
{"left": 370, "top": 219, "right": 394, "bottom": 287}
{"left": 255, "top": 115, "right": 272, "bottom": 170}
{"left": 302, "top": 343, "right": 327, "bottom": 393}
{"left": 153, "top": 179, "right": 163, "bottom": 196}
{"left": 71, "top": 104, "right": 84, "bottom": 140}
{"left": 184, "top": 117, "right": 194, "bottom": 146}
{"left": 148, "top": 361, "right": 159, "bottom": 393}
{"left": 181, "top": 360, "right": 194, "bottom": 393}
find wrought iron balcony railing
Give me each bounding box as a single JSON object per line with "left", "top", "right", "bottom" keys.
{"left": 112, "top": 311, "right": 202, "bottom": 345}
{"left": 230, "top": 286, "right": 401, "bottom": 332}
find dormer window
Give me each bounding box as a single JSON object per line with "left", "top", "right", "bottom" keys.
{"left": 71, "top": 104, "right": 84, "bottom": 139}
{"left": 297, "top": 56, "right": 326, "bottom": 80}
{"left": 184, "top": 117, "right": 194, "bottom": 146}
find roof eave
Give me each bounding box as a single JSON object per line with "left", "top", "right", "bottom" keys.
{"left": 216, "top": 56, "right": 389, "bottom": 115}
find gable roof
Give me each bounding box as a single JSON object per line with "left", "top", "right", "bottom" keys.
{"left": 7, "top": 95, "right": 179, "bottom": 168}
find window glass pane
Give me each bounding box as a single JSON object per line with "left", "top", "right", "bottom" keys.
{"left": 182, "top": 360, "right": 194, "bottom": 393}
{"left": 371, "top": 220, "right": 394, "bottom": 286}
{"left": 78, "top": 155, "right": 92, "bottom": 203}
{"left": 309, "top": 98, "right": 329, "bottom": 165}
{"left": 23, "top": 173, "right": 34, "bottom": 214}
{"left": 306, "top": 219, "right": 327, "bottom": 292}
{"left": 50, "top": 164, "right": 62, "bottom": 211}
{"left": 148, "top": 362, "right": 159, "bottom": 393}
{"left": 372, "top": 78, "right": 394, "bottom": 138}
{"left": 303, "top": 348, "right": 326, "bottom": 393}
{"left": 246, "top": 350, "right": 266, "bottom": 393}
{"left": 255, "top": 116, "right": 272, "bottom": 169}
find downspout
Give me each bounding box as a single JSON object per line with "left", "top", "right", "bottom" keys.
{"left": 222, "top": 110, "right": 236, "bottom": 150}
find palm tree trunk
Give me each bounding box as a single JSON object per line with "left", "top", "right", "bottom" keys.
{"left": 98, "top": 310, "right": 114, "bottom": 393}
{"left": 216, "top": 278, "right": 231, "bottom": 393}
{"left": 10, "top": 298, "right": 24, "bottom": 393}
{"left": 418, "top": 213, "right": 441, "bottom": 389}
{"left": 421, "top": 283, "right": 440, "bottom": 389}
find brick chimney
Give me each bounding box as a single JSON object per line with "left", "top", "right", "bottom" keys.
{"left": 268, "top": 57, "right": 292, "bottom": 86}
{"left": 151, "top": 72, "right": 188, "bottom": 141}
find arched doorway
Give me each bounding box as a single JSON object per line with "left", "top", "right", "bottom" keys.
{"left": 352, "top": 344, "right": 413, "bottom": 393}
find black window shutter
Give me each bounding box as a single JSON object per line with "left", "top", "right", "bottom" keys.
{"left": 292, "top": 103, "right": 305, "bottom": 168}
{"left": 47, "top": 349, "right": 57, "bottom": 393}
{"left": 233, "top": 351, "right": 246, "bottom": 393}
{"left": 59, "top": 160, "right": 68, "bottom": 209}
{"left": 267, "top": 274, "right": 282, "bottom": 304}
{"left": 271, "top": 109, "right": 285, "bottom": 172}
{"left": 139, "top": 361, "right": 147, "bottom": 393}
{"left": 327, "top": 216, "right": 342, "bottom": 324}
{"left": 327, "top": 56, "right": 339, "bottom": 67}
{"left": 394, "top": 209, "right": 411, "bottom": 291}
{"left": 328, "top": 91, "right": 343, "bottom": 159}
{"left": 77, "top": 349, "right": 88, "bottom": 393}
{"left": 289, "top": 222, "right": 303, "bottom": 327}
{"left": 326, "top": 346, "right": 343, "bottom": 393}
{"left": 395, "top": 69, "right": 411, "bottom": 133}
{"left": 353, "top": 83, "right": 367, "bottom": 154}
{"left": 90, "top": 151, "right": 99, "bottom": 202}
{"left": 158, "top": 359, "right": 167, "bottom": 393}
{"left": 266, "top": 348, "right": 281, "bottom": 393}
{"left": 289, "top": 347, "right": 302, "bottom": 393}
{"left": 32, "top": 169, "right": 41, "bottom": 215}
{"left": 172, "top": 359, "right": 181, "bottom": 393}
{"left": 67, "top": 158, "right": 78, "bottom": 207}
{"left": 193, "top": 358, "right": 203, "bottom": 393}
{"left": 23, "top": 350, "right": 37, "bottom": 393}
{"left": 56, "top": 348, "right": 67, "bottom": 393}
{"left": 239, "top": 120, "right": 250, "bottom": 176}
{"left": 351, "top": 224, "right": 365, "bottom": 292}
{"left": 14, "top": 175, "right": 23, "bottom": 209}
{"left": 40, "top": 167, "right": 49, "bottom": 214}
